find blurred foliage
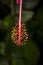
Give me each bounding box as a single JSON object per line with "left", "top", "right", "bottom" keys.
{"left": 15, "top": 10, "right": 34, "bottom": 23}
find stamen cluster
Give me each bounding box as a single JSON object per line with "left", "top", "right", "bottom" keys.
{"left": 11, "top": 23, "right": 28, "bottom": 45}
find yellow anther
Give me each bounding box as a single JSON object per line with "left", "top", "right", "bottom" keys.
{"left": 26, "top": 34, "right": 28, "bottom": 36}
{"left": 24, "top": 40, "right": 26, "bottom": 42}
{"left": 26, "top": 37, "right": 28, "bottom": 39}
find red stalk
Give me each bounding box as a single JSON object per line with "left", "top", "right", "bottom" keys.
{"left": 16, "top": 0, "right": 22, "bottom": 44}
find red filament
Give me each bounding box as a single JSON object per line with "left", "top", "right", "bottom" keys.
{"left": 16, "top": 0, "right": 20, "bottom": 4}
{"left": 16, "top": 0, "right": 22, "bottom": 44}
